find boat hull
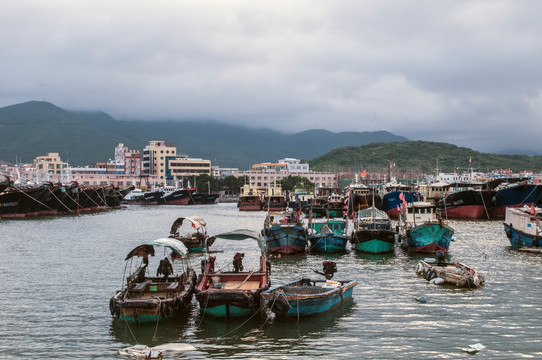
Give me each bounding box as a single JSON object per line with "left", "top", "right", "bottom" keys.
{"left": 504, "top": 223, "right": 542, "bottom": 247}
{"left": 262, "top": 225, "right": 308, "bottom": 255}
{"left": 402, "top": 222, "right": 453, "bottom": 254}
{"left": 309, "top": 233, "right": 348, "bottom": 253}
{"left": 351, "top": 229, "right": 396, "bottom": 254}
{"left": 110, "top": 269, "right": 197, "bottom": 324}
{"left": 415, "top": 260, "right": 485, "bottom": 288}
{"left": 262, "top": 279, "right": 357, "bottom": 317}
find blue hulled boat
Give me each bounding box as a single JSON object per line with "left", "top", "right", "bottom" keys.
{"left": 261, "top": 211, "right": 309, "bottom": 255}
{"left": 308, "top": 217, "right": 349, "bottom": 253}
{"left": 261, "top": 278, "right": 357, "bottom": 317}
{"left": 350, "top": 206, "right": 396, "bottom": 254}
{"left": 503, "top": 206, "right": 542, "bottom": 247}
{"left": 398, "top": 202, "right": 454, "bottom": 254}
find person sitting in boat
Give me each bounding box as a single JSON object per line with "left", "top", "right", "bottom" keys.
{"left": 233, "top": 252, "right": 244, "bottom": 272}
{"left": 157, "top": 257, "right": 173, "bottom": 281}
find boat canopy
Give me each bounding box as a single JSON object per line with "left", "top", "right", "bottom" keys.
{"left": 125, "top": 238, "right": 189, "bottom": 260}
{"left": 211, "top": 229, "right": 265, "bottom": 254}
{"left": 170, "top": 216, "right": 207, "bottom": 234}
{"left": 357, "top": 206, "right": 389, "bottom": 220}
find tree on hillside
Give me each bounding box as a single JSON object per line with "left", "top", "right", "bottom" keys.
{"left": 278, "top": 175, "right": 314, "bottom": 192}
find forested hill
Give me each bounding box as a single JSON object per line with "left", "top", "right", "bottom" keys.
{"left": 309, "top": 141, "right": 542, "bottom": 174}
{"left": 0, "top": 101, "right": 408, "bottom": 168}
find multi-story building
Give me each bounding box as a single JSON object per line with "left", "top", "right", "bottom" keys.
{"left": 34, "top": 153, "right": 65, "bottom": 180}
{"left": 235, "top": 158, "right": 337, "bottom": 190}
{"left": 142, "top": 141, "right": 177, "bottom": 181}
{"left": 169, "top": 155, "right": 212, "bottom": 180}
{"left": 114, "top": 143, "right": 142, "bottom": 176}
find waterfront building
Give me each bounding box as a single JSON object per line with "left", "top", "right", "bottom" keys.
{"left": 142, "top": 140, "right": 177, "bottom": 181}
{"left": 34, "top": 153, "right": 65, "bottom": 179}
{"left": 114, "top": 143, "right": 142, "bottom": 176}
{"left": 168, "top": 155, "right": 212, "bottom": 179}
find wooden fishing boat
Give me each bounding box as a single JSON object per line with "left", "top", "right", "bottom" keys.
{"left": 261, "top": 210, "right": 309, "bottom": 255}
{"left": 109, "top": 238, "right": 197, "bottom": 324}
{"left": 169, "top": 215, "right": 215, "bottom": 252}
{"left": 397, "top": 201, "right": 454, "bottom": 254}
{"left": 415, "top": 259, "right": 485, "bottom": 288}
{"left": 503, "top": 206, "right": 542, "bottom": 247}
{"left": 350, "top": 206, "right": 396, "bottom": 254}
{"left": 195, "top": 230, "right": 271, "bottom": 318}
{"left": 261, "top": 277, "right": 357, "bottom": 317}
{"left": 308, "top": 217, "right": 349, "bottom": 253}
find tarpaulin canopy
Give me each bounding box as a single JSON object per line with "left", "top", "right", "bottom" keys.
{"left": 170, "top": 216, "right": 207, "bottom": 234}
{"left": 125, "top": 238, "right": 188, "bottom": 260}
{"left": 211, "top": 229, "right": 265, "bottom": 254}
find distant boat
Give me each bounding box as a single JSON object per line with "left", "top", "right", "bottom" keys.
{"left": 381, "top": 181, "right": 423, "bottom": 219}
{"left": 350, "top": 206, "right": 396, "bottom": 254}
{"left": 187, "top": 191, "right": 220, "bottom": 205}
{"left": 397, "top": 201, "right": 454, "bottom": 254}
{"left": 288, "top": 182, "right": 314, "bottom": 211}
{"left": 237, "top": 181, "right": 263, "bottom": 211}
{"left": 503, "top": 206, "right": 542, "bottom": 247}
{"left": 437, "top": 183, "right": 494, "bottom": 219}
{"left": 158, "top": 186, "right": 196, "bottom": 205}
{"left": 308, "top": 216, "right": 349, "bottom": 253}
{"left": 489, "top": 180, "right": 542, "bottom": 219}
{"left": 261, "top": 211, "right": 309, "bottom": 255}
{"left": 261, "top": 278, "right": 357, "bottom": 317}
{"left": 109, "top": 238, "right": 197, "bottom": 324}
{"left": 123, "top": 188, "right": 163, "bottom": 205}
{"left": 263, "top": 180, "right": 287, "bottom": 211}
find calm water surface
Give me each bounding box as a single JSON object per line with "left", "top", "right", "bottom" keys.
{"left": 1, "top": 203, "right": 541, "bottom": 359}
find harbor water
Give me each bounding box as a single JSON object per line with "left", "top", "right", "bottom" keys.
{"left": 1, "top": 203, "right": 541, "bottom": 359}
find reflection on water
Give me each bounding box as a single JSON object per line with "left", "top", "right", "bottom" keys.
{"left": 1, "top": 204, "right": 542, "bottom": 359}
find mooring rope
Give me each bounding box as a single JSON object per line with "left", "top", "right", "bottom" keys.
{"left": 15, "top": 187, "right": 55, "bottom": 212}
{"left": 46, "top": 187, "right": 75, "bottom": 214}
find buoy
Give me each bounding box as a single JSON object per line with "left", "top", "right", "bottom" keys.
{"left": 415, "top": 296, "right": 427, "bottom": 303}
{"left": 429, "top": 277, "right": 445, "bottom": 285}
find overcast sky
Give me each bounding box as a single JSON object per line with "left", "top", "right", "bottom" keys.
{"left": 1, "top": 1, "right": 541, "bottom": 154}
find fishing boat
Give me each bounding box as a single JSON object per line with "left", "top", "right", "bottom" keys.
{"left": 187, "top": 191, "right": 220, "bottom": 205}
{"left": 503, "top": 206, "right": 542, "bottom": 247}
{"left": 195, "top": 229, "right": 271, "bottom": 318}
{"left": 261, "top": 262, "right": 356, "bottom": 317}
{"left": 237, "top": 181, "right": 263, "bottom": 211}
{"left": 489, "top": 180, "right": 542, "bottom": 219}
{"left": 308, "top": 217, "right": 349, "bottom": 253}
{"left": 397, "top": 201, "right": 454, "bottom": 254}
{"left": 263, "top": 180, "right": 287, "bottom": 211}
{"left": 308, "top": 186, "right": 345, "bottom": 218}
{"left": 123, "top": 188, "right": 164, "bottom": 205}
{"left": 288, "top": 182, "right": 314, "bottom": 211}
{"left": 415, "top": 259, "right": 485, "bottom": 288}
{"left": 350, "top": 206, "right": 396, "bottom": 254}
{"left": 382, "top": 187, "right": 423, "bottom": 219}
{"left": 261, "top": 210, "right": 309, "bottom": 255}
{"left": 158, "top": 186, "right": 196, "bottom": 205}
{"left": 109, "top": 238, "right": 197, "bottom": 324}
{"left": 169, "top": 215, "right": 215, "bottom": 252}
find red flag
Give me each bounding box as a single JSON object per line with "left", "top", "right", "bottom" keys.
{"left": 399, "top": 192, "right": 405, "bottom": 201}
{"left": 361, "top": 170, "right": 366, "bottom": 177}
{"left": 531, "top": 206, "right": 535, "bottom": 215}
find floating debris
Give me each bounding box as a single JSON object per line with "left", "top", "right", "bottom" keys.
{"left": 119, "top": 343, "right": 196, "bottom": 358}
{"left": 461, "top": 343, "right": 485, "bottom": 354}
{"left": 415, "top": 296, "right": 427, "bottom": 303}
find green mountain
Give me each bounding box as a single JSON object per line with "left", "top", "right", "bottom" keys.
{"left": 0, "top": 101, "right": 408, "bottom": 168}
{"left": 309, "top": 141, "right": 542, "bottom": 174}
